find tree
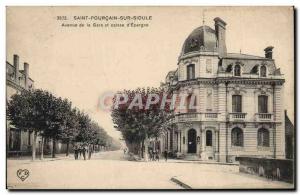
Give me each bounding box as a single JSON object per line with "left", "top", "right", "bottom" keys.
{"left": 59, "top": 108, "right": 79, "bottom": 156}
{"left": 7, "top": 89, "right": 65, "bottom": 160}
{"left": 8, "top": 88, "right": 116, "bottom": 160}
{"left": 111, "top": 87, "right": 173, "bottom": 161}
{"left": 7, "top": 90, "right": 39, "bottom": 160}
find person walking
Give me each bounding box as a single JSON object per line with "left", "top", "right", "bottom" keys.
{"left": 82, "top": 144, "right": 87, "bottom": 160}
{"left": 88, "top": 145, "right": 93, "bottom": 160}
{"left": 149, "top": 149, "right": 153, "bottom": 161}
{"left": 155, "top": 150, "right": 160, "bottom": 162}
{"left": 78, "top": 145, "right": 82, "bottom": 159}
{"left": 74, "top": 145, "right": 78, "bottom": 160}
{"left": 164, "top": 150, "right": 168, "bottom": 162}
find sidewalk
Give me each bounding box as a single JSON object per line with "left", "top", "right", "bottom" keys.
{"left": 7, "top": 153, "right": 73, "bottom": 166}
{"left": 166, "top": 158, "right": 239, "bottom": 166}
{"left": 170, "top": 171, "right": 294, "bottom": 189}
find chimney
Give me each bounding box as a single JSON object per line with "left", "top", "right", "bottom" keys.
{"left": 214, "top": 17, "right": 227, "bottom": 57}
{"left": 264, "top": 46, "right": 274, "bottom": 59}
{"left": 13, "top": 54, "right": 19, "bottom": 83}
{"left": 24, "top": 62, "right": 29, "bottom": 89}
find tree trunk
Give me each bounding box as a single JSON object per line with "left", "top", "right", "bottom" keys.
{"left": 40, "top": 136, "right": 44, "bottom": 160}
{"left": 141, "top": 140, "right": 144, "bottom": 158}
{"left": 144, "top": 134, "right": 149, "bottom": 162}
{"left": 52, "top": 138, "right": 56, "bottom": 158}
{"left": 66, "top": 141, "right": 70, "bottom": 156}
{"left": 32, "top": 131, "right": 37, "bottom": 161}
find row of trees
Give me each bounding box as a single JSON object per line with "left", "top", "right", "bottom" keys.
{"left": 111, "top": 87, "right": 174, "bottom": 161}
{"left": 7, "top": 89, "right": 117, "bottom": 160}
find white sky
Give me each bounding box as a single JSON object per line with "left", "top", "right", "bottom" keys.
{"left": 6, "top": 6, "right": 294, "bottom": 139}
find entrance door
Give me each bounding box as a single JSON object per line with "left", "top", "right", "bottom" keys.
{"left": 187, "top": 129, "right": 197, "bottom": 153}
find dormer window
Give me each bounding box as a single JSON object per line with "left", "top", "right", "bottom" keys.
{"left": 260, "top": 65, "right": 267, "bottom": 77}
{"left": 187, "top": 64, "right": 195, "bottom": 80}
{"left": 234, "top": 65, "right": 241, "bottom": 76}
{"left": 250, "top": 65, "right": 259, "bottom": 74}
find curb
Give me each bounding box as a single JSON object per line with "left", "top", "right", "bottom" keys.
{"left": 171, "top": 161, "right": 239, "bottom": 166}
{"left": 170, "top": 177, "right": 192, "bottom": 189}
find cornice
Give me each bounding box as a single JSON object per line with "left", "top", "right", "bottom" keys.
{"left": 172, "top": 77, "right": 285, "bottom": 89}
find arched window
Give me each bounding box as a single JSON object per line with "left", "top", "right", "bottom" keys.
{"left": 231, "top": 128, "right": 243, "bottom": 146}
{"left": 206, "top": 130, "right": 212, "bottom": 146}
{"left": 187, "top": 64, "right": 195, "bottom": 80}
{"left": 226, "top": 64, "right": 232, "bottom": 73}
{"left": 260, "top": 65, "right": 267, "bottom": 77}
{"left": 234, "top": 65, "right": 241, "bottom": 76}
{"left": 250, "top": 65, "right": 259, "bottom": 74}
{"left": 258, "top": 128, "right": 269, "bottom": 147}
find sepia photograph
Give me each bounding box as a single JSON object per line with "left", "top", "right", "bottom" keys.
{"left": 5, "top": 6, "right": 295, "bottom": 190}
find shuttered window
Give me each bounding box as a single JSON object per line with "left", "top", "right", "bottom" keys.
{"left": 206, "top": 130, "right": 212, "bottom": 146}
{"left": 187, "top": 64, "right": 195, "bottom": 80}
{"left": 187, "top": 95, "right": 196, "bottom": 113}
{"left": 258, "top": 95, "right": 268, "bottom": 113}
{"left": 258, "top": 128, "right": 269, "bottom": 147}
{"left": 231, "top": 128, "right": 243, "bottom": 146}
{"left": 232, "top": 95, "right": 242, "bottom": 113}
{"left": 234, "top": 65, "right": 241, "bottom": 76}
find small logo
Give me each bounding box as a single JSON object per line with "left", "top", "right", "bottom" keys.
{"left": 17, "top": 169, "right": 29, "bottom": 181}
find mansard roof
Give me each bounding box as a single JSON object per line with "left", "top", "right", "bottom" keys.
{"left": 220, "top": 53, "right": 277, "bottom": 75}
{"left": 223, "top": 53, "right": 271, "bottom": 60}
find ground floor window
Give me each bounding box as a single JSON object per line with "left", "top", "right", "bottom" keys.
{"left": 258, "top": 128, "right": 270, "bottom": 147}
{"left": 206, "top": 130, "right": 212, "bottom": 146}
{"left": 231, "top": 127, "right": 243, "bottom": 146}
{"left": 9, "top": 128, "right": 21, "bottom": 150}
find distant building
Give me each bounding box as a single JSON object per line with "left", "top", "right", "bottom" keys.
{"left": 285, "top": 110, "right": 294, "bottom": 159}
{"left": 6, "top": 54, "right": 35, "bottom": 155}
{"left": 159, "top": 17, "right": 286, "bottom": 163}
{"left": 7, "top": 55, "right": 73, "bottom": 157}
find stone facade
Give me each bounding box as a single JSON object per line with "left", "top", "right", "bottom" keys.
{"left": 6, "top": 54, "right": 35, "bottom": 155}
{"left": 6, "top": 55, "right": 69, "bottom": 156}
{"left": 160, "top": 17, "right": 286, "bottom": 163}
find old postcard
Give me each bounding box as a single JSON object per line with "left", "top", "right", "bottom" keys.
{"left": 6, "top": 6, "right": 295, "bottom": 190}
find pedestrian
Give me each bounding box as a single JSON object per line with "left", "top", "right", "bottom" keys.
{"left": 78, "top": 145, "right": 82, "bottom": 159}
{"left": 74, "top": 145, "right": 78, "bottom": 160}
{"left": 88, "top": 145, "right": 92, "bottom": 160}
{"left": 151, "top": 150, "right": 155, "bottom": 161}
{"left": 149, "top": 149, "right": 153, "bottom": 161}
{"left": 82, "top": 144, "right": 87, "bottom": 160}
{"left": 164, "top": 150, "right": 168, "bottom": 162}
{"left": 156, "top": 150, "right": 160, "bottom": 161}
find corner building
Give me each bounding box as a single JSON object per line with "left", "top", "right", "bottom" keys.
{"left": 160, "top": 17, "right": 285, "bottom": 163}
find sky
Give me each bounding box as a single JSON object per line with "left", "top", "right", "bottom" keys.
{"left": 6, "top": 6, "right": 294, "bottom": 139}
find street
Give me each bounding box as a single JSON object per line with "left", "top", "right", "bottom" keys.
{"left": 7, "top": 150, "right": 293, "bottom": 189}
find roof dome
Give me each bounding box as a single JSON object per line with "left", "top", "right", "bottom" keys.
{"left": 181, "top": 25, "right": 218, "bottom": 55}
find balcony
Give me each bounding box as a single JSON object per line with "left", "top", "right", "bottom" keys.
{"left": 175, "top": 112, "right": 218, "bottom": 122}
{"left": 255, "top": 113, "right": 273, "bottom": 122}
{"left": 204, "top": 113, "right": 218, "bottom": 119}
{"left": 229, "top": 113, "right": 247, "bottom": 121}
{"left": 176, "top": 113, "right": 200, "bottom": 122}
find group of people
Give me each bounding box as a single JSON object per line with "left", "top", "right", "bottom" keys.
{"left": 148, "top": 149, "right": 160, "bottom": 161}
{"left": 73, "top": 144, "right": 93, "bottom": 160}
